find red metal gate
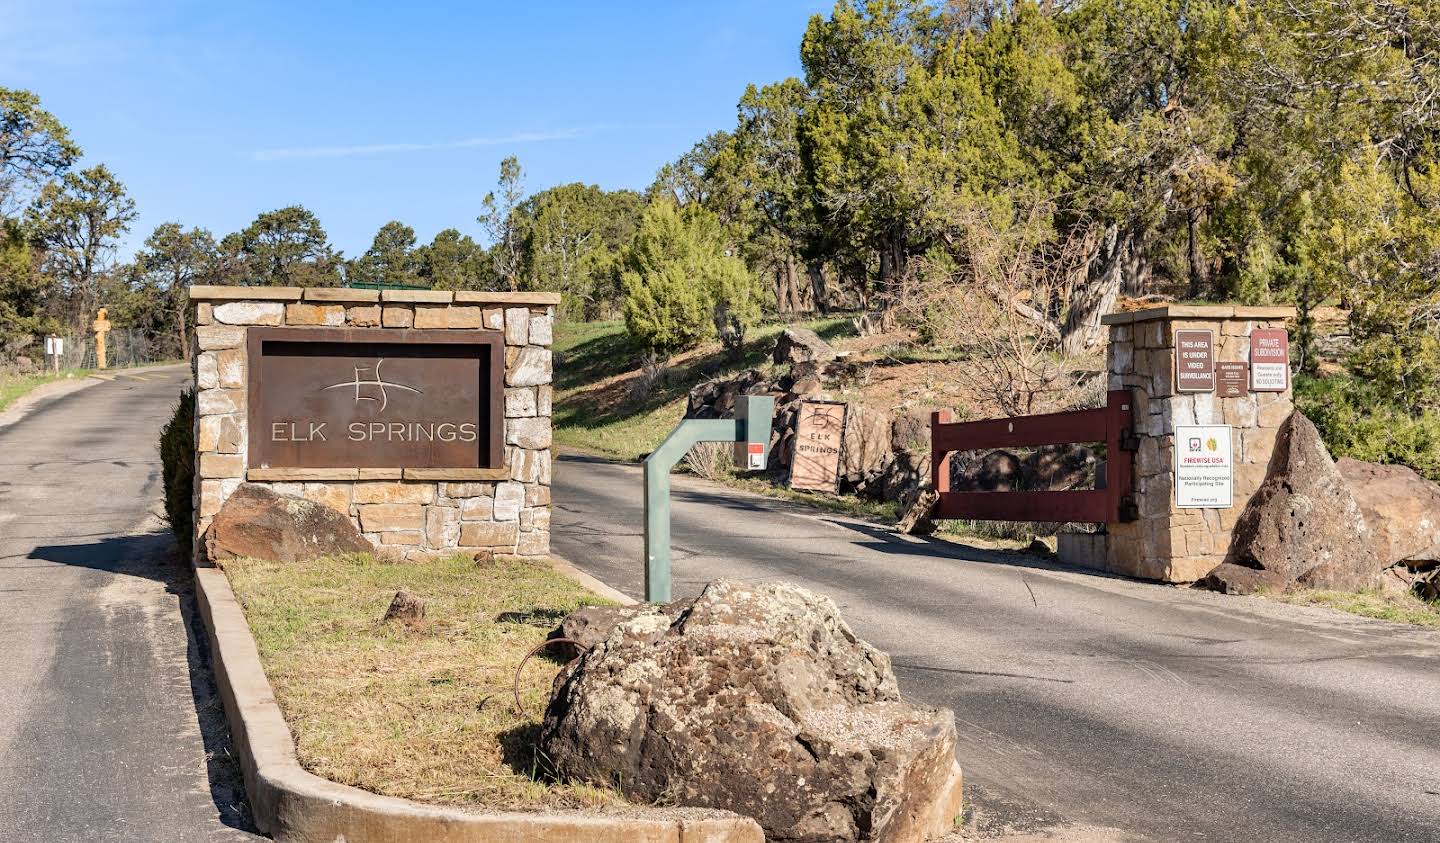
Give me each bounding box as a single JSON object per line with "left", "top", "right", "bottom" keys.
{"left": 930, "top": 389, "right": 1137, "bottom": 523}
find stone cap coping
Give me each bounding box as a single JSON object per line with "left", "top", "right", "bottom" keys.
{"left": 190, "top": 285, "right": 562, "bottom": 307}
{"left": 192, "top": 559, "right": 762, "bottom": 842}
{"left": 1101, "top": 305, "right": 1296, "bottom": 326}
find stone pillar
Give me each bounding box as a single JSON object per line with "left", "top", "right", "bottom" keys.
{"left": 187, "top": 286, "right": 557, "bottom": 562}
{"left": 1097, "top": 305, "right": 1294, "bottom": 582}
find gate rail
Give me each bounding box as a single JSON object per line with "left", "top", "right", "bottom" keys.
{"left": 930, "top": 389, "right": 1137, "bottom": 524}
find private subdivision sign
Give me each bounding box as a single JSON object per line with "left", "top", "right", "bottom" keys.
{"left": 790, "top": 401, "right": 847, "bottom": 494}
{"left": 1175, "top": 425, "right": 1233, "bottom": 508}
{"left": 1174, "top": 329, "right": 1215, "bottom": 393}
{"left": 1249, "top": 328, "right": 1289, "bottom": 392}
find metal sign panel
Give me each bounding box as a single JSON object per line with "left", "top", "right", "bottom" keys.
{"left": 1249, "top": 328, "right": 1290, "bottom": 392}
{"left": 247, "top": 327, "right": 504, "bottom": 470}
{"left": 1216, "top": 362, "right": 1249, "bottom": 398}
{"left": 1175, "top": 424, "right": 1233, "bottom": 508}
{"left": 789, "top": 401, "right": 847, "bottom": 494}
{"left": 1174, "top": 329, "right": 1215, "bottom": 393}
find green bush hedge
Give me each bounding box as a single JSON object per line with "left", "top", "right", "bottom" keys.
{"left": 1295, "top": 375, "right": 1440, "bottom": 482}
{"left": 159, "top": 388, "right": 195, "bottom": 558}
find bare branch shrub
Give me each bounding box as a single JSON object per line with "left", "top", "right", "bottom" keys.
{"left": 904, "top": 197, "right": 1098, "bottom": 416}
{"left": 682, "top": 441, "right": 734, "bottom": 481}
{"left": 626, "top": 351, "right": 669, "bottom": 408}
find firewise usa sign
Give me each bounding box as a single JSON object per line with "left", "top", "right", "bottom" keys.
{"left": 1174, "top": 424, "right": 1233, "bottom": 508}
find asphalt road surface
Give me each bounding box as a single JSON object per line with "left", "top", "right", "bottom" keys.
{"left": 0, "top": 366, "right": 255, "bottom": 842}
{"left": 552, "top": 453, "right": 1440, "bottom": 842}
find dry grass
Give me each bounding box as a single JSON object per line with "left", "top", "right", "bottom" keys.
{"left": 1276, "top": 587, "right": 1440, "bottom": 628}
{"left": 222, "top": 552, "right": 627, "bottom": 809}
{"left": 0, "top": 367, "right": 90, "bottom": 413}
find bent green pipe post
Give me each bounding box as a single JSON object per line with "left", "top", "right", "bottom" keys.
{"left": 643, "top": 395, "right": 773, "bottom": 603}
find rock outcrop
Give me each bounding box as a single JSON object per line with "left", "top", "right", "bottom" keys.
{"left": 841, "top": 404, "right": 895, "bottom": 490}
{"left": 773, "top": 327, "right": 837, "bottom": 365}
{"left": 540, "top": 580, "right": 964, "bottom": 843}
{"left": 1336, "top": 457, "right": 1440, "bottom": 566}
{"left": 204, "top": 483, "right": 371, "bottom": 563}
{"left": 1206, "top": 413, "right": 1378, "bottom": 594}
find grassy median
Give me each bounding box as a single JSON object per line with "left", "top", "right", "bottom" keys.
{"left": 222, "top": 552, "right": 625, "bottom": 809}
{"left": 1277, "top": 587, "right": 1440, "bottom": 628}
{"left": 0, "top": 368, "right": 90, "bottom": 413}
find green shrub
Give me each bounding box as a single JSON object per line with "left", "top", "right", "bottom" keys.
{"left": 1295, "top": 374, "right": 1440, "bottom": 482}
{"left": 620, "top": 200, "right": 764, "bottom": 354}
{"left": 159, "top": 388, "right": 196, "bottom": 557}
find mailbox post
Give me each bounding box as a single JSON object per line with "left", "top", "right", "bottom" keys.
{"left": 643, "top": 394, "right": 774, "bottom": 602}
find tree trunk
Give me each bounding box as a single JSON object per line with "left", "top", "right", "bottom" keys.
{"left": 786, "top": 256, "right": 811, "bottom": 313}
{"left": 178, "top": 299, "right": 189, "bottom": 362}
{"left": 806, "top": 261, "right": 830, "bottom": 314}
{"left": 1061, "top": 224, "right": 1127, "bottom": 356}
{"left": 876, "top": 237, "right": 907, "bottom": 332}
{"left": 773, "top": 265, "right": 789, "bottom": 314}
{"left": 1186, "top": 207, "right": 1205, "bottom": 300}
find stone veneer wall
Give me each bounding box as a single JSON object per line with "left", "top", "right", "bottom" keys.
{"left": 1100, "top": 305, "right": 1295, "bottom": 582}
{"left": 188, "top": 285, "right": 556, "bottom": 561}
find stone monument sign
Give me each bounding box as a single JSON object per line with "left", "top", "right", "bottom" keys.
{"left": 247, "top": 328, "right": 504, "bottom": 470}
{"left": 189, "top": 286, "right": 556, "bottom": 561}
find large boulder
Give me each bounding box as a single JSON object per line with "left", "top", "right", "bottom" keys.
{"left": 841, "top": 404, "right": 895, "bottom": 492}
{"left": 540, "top": 580, "right": 964, "bottom": 843}
{"left": 204, "top": 483, "right": 371, "bottom": 563}
{"left": 952, "top": 450, "right": 1023, "bottom": 492}
{"left": 1020, "top": 444, "right": 1096, "bottom": 492}
{"left": 881, "top": 448, "right": 931, "bottom": 504}
{"left": 545, "top": 602, "right": 687, "bottom": 661}
{"left": 1206, "top": 413, "right": 1378, "bottom": 594}
{"left": 773, "top": 327, "right": 837, "bottom": 365}
{"left": 1336, "top": 457, "right": 1440, "bottom": 565}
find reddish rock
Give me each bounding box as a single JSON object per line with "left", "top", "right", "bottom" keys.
{"left": 205, "top": 483, "right": 370, "bottom": 563}
{"left": 1336, "top": 457, "right": 1440, "bottom": 565}
{"left": 840, "top": 404, "right": 894, "bottom": 489}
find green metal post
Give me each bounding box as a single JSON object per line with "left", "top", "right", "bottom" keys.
{"left": 643, "top": 395, "right": 774, "bottom": 603}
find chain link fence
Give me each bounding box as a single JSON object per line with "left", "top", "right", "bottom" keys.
{"left": 28, "top": 328, "right": 169, "bottom": 372}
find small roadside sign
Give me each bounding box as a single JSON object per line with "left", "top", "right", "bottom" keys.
{"left": 746, "top": 442, "right": 766, "bottom": 471}
{"left": 1175, "top": 330, "right": 1215, "bottom": 393}
{"left": 790, "top": 400, "right": 847, "bottom": 493}
{"left": 45, "top": 336, "right": 63, "bottom": 355}
{"left": 1250, "top": 329, "right": 1289, "bottom": 392}
{"left": 1216, "top": 362, "right": 1249, "bottom": 398}
{"left": 1175, "top": 424, "right": 1233, "bottom": 508}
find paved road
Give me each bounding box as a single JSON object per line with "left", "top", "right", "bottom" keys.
{"left": 552, "top": 453, "right": 1440, "bottom": 842}
{"left": 0, "top": 366, "right": 255, "bottom": 842}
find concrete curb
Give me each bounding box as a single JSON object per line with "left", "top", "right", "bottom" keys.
{"left": 192, "top": 563, "right": 763, "bottom": 842}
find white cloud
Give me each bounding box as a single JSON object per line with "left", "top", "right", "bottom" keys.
{"left": 252, "top": 128, "right": 586, "bottom": 162}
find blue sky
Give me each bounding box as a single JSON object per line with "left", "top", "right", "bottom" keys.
{"left": 2, "top": 1, "right": 831, "bottom": 259}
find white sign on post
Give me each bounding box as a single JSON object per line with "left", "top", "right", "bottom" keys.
{"left": 45, "top": 336, "right": 63, "bottom": 355}
{"left": 1175, "top": 425, "right": 1233, "bottom": 508}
